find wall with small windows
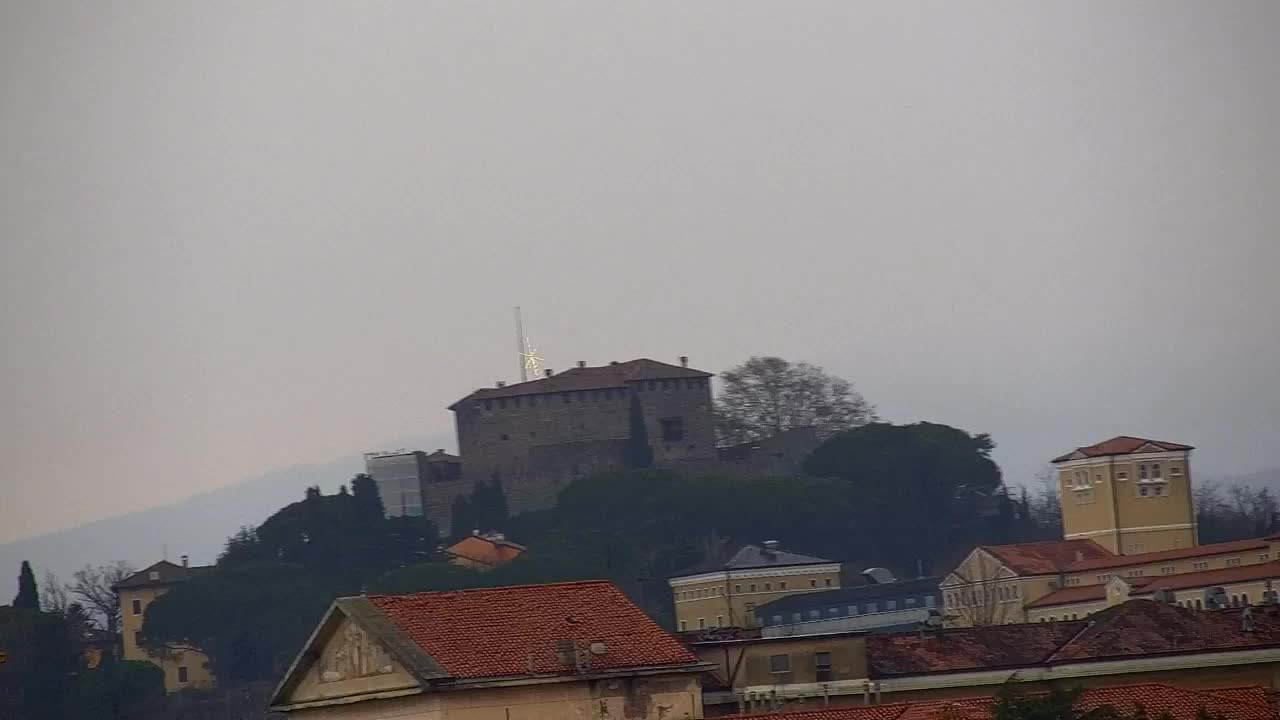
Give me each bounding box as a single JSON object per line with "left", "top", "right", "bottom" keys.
{"left": 119, "top": 585, "right": 215, "bottom": 692}
{"left": 1056, "top": 450, "right": 1196, "bottom": 555}
{"left": 687, "top": 634, "right": 867, "bottom": 693}
{"left": 670, "top": 566, "right": 842, "bottom": 631}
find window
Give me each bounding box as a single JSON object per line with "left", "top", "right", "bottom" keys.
{"left": 131, "top": 599, "right": 142, "bottom": 615}
{"left": 792, "top": 612, "right": 802, "bottom": 622}
{"left": 769, "top": 654, "right": 791, "bottom": 673}
{"left": 1127, "top": 569, "right": 1144, "bottom": 577}
{"left": 1193, "top": 561, "right": 1208, "bottom": 570}
{"left": 810, "top": 579, "right": 817, "bottom": 588}
{"left": 925, "top": 596, "right": 936, "bottom": 608}
{"left": 500, "top": 433, "right": 510, "bottom": 441}
{"left": 1171, "top": 466, "right": 1182, "bottom": 476}
{"left": 1151, "top": 463, "right": 1162, "bottom": 479}
{"left": 780, "top": 582, "right": 788, "bottom": 590}
{"left": 734, "top": 584, "right": 742, "bottom": 593}
{"left": 809, "top": 610, "right": 820, "bottom": 619}
{"left": 1243, "top": 593, "right": 1251, "bottom": 606}
{"left": 135, "top": 631, "right": 142, "bottom": 648}
{"left": 529, "top": 396, "right": 537, "bottom": 407}
{"left": 698, "top": 618, "right": 706, "bottom": 629}
{"left": 848, "top": 604, "right": 859, "bottom": 615}
{"left": 148, "top": 571, "right": 160, "bottom": 581}
{"left": 1161, "top": 565, "right": 1176, "bottom": 575}
{"left": 866, "top": 602, "right": 878, "bottom": 613}
{"left": 1139, "top": 464, "right": 1148, "bottom": 480}
{"left": 1066, "top": 577, "right": 1081, "bottom": 586}
{"left": 764, "top": 582, "right": 772, "bottom": 591}
{"left": 679, "top": 620, "right": 687, "bottom": 631}
{"left": 749, "top": 584, "right": 757, "bottom": 592}
{"left": 1138, "top": 485, "right": 1150, "bottom": 497}
{"left": 1048, "top": 616, "right": 1057, "bottom": 622}
{"left": 1263, "top": 554, "right": 1272, "bottom": 562}
{"left": 660, "top": 417, "right": 685, "bottom": 442}
{"left": 824, "top": 578, "right": 833, "bottom": 587}
{"left": 1195, "top": 599, "right": 1203, "bottom": 609}
{"left": 177, "top": 666, "right": 188, "bottom": 684}
{"left": 771, "top": 615, "right": 782, "bottom": 625}
{"left": 1074, "top": 489, "right": 1095, "bottom": 504}
{"left": 562, "top": 392, "right": 571, "bottom": 403}
{"left": 886, "top": 600, "right": 897, "bottom": 611}
{"left": 1097, "top": 574, "right": 1111, "bottom": 582}
{"left": 1227, "top": 558, "right": 1242, "bottom": 567}
{"left": 827, "top": 606, "right": 840, "bottom": 617}
{"left": 1117, "top": 471, "right": 1128, "bottom": 481}
{"left": 717, "top": 615, "right": 725, "bottom": 626}
{"left": 815, "top": 651, "right": 833, "bottom": 682}
{"left": 905, "top": 597, "right": 917, "bottom": 607}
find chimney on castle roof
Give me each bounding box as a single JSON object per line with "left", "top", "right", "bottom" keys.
{"left": 577, "top": 360, "right": 586, "bottom": 368}
{"left": 496, "top": 381, "right": 506, "bottom": 388}
{"left": 544, "top": 368, "right": 554, "bottom": 377}
{"left": 610, "top": 360, "right": 619, "bottom": 365}
{"left": 180, "top": 555, "right": 189, "bottom": 568}
{"left": 680, "top": 355, "right": 689, "bottom": 368}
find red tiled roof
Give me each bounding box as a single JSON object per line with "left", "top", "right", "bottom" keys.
{"left": 720, "top": 684, "right": 1274, "bottom": 720}
{"left": 1047, "top": 600, "right": 1280, "bottom": 662}
{"left": 868, "top": 622, "right": 1086, "bottom": 676}
{"left": 1138, "top": 559, "right": 1280, "bottom": 593}
{"left": 979, "top": 540, "right": 1113, "bottom": 575}
{"left": 871, "top": 600, "right": 1280, "bottom": 677}
{"left": 444, "top": 534, "right": 526, "bottom": 568}
{"left": 1066, "top": 537, "right": 1272, "bottom": 572}
{"left": 1052, "top": 436, "right": 1193, "bottom": 463}
{"left": 449, "top": 358, "right": 711, "bottom": 407}
{"left": 365, "top": 580, "right": 698, "bottom": 679}
{"left": 1023, "top": 584, "right": 1109, "bottom": 609}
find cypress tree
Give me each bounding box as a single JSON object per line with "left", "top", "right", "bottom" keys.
{"left": 13, "top": 560, "right": 39, "bottom": 610}
{"left": 623, "top": 392, "right": 654, "bottom": 469}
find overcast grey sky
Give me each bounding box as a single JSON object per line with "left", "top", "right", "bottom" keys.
{"left": 2, "top": 2, "right": 1278, "bottom": 544}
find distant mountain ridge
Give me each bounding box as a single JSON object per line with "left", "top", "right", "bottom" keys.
{"left": 0, "top": 434, "right": 449, "bottom": 601}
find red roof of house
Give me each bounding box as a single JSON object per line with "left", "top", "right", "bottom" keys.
{"left": 444, "top": 534, "right": 526, "bottom": 568}
{"left": 365, "top": 580, "right": 698, "bottom": 679}
{"left": 870, "top": 600, "right": 1280, "bottom": 678}
{"left": 1138, "top": 559, "right": 1280, "bottom": 594}
{"left": 1023, "top": 583, "right": 1109, "bottom": 609}
{"left": 979, "top": 539, "right": 1113, "bottom": 575}
{"left": 449, "top": 358, "right": 711, "bottom": 407}
{"left": 718, "top": 684, "right": 1274, "bottom": 720}
{"left": 1066, "top": 537, "right": 1273, "bottom": 572}
{"left": 1052, "top": 436, "right": 1193, "bottom": 463}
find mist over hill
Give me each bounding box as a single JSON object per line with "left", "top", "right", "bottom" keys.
{"left": 0, "top": 435, "right": 449, "bottom": 601}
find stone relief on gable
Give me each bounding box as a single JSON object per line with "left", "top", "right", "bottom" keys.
{"left": 319, "top": 622, "right": 396, "bottom": 683}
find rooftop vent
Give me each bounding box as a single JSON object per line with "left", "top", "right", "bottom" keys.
{"left": 180, "top": 555, "right": 189, "bottom": 568}
{"left": 762, "top": 540, "right": 780, "bottom": 553}
{"left": 496, "top": 381, "right": 506, "bottom": 388}
{"left": 577, "top": 360, "right": 587, "bottom": 368}
{"left": 544, "top": 369, "right": 554, "bottom": 378}
{"left": 680, "top": 355, "right": 689, "bottom": 368}
{"left": 863, "top": 567, "right": 896, "bottom": 585}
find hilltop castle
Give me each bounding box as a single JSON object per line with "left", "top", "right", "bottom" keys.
{"left": 367, "top": 357, "right": 819, "bottom": 536}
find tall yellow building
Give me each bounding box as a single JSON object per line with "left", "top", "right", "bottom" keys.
{"left": 668, "top": 541, "right": 841, "bottom": 631}
{"left": 115, "top": 559, "right": 215, "bottom": 692}
{"left": 1052, "top": 436, "right": 1196, "bottom": 555}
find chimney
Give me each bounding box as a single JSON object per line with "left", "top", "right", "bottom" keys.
{"left": 545, "top": 369, "right": 554, "bottom": 377}
{"left": 180, "top": 555, "right": 189, "bottom": 568}
{"left": 610, "top": 360, "right": 619, "bottom": 365}
{"left": 680, "top": 355, "right": 689, "bottom": 368}
{"left": 437, "top": 448, "right": 445, "bottom": 454}
{"left": 577, "top": 360, "right": 586, "bottom": 368}
{"left": 496, "top": 381, "right": 506, "bottom": 388}
{"left": 762, "top": 540, "right": 780, "bottom": 554}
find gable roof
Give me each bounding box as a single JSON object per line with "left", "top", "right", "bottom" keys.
{"left": 449, "top": 358, "right": 711, "bottom": 408}
{"left": 1137, "top": 559, "right": 1280, "bottom": 594}
{"left": 717, "top": 684, "right": 1275, "bottom": 720}
{"left": 978, "top": 540, "right": 1112, "bottom": 576}
{"left": 1023, "top": 583, "right": 1111, "bottom": 609}
{"left": 671, "top": 544, "right": 835, "bottom": 579}
{"left": 1066, "top": 536, "right": 1271, "bottom": 572}
{"left": 870, "top": 600, "right": 1280, "bottom": 678}
{"left": 113, "top": 560, "right": 211, "bottom": 590}
{"left": 444, "top": 533, "right": 526, "bottom": 568}
{"left": 1052, "top": 436, "right": 1193, "bottom": 463}
{"left": 365, "top": 580, "right": 699, "bottom": 679}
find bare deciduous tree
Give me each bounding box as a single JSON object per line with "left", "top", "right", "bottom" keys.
{"left": 715, "top": 356, "right": 877, "bottom": 445}
{"left": 69, "top": 561, "right": 135, "bottom": 650}
{"left": 39, "top": 570, "right": 69, "bottom": 615}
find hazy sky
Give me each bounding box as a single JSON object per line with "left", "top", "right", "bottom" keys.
{"left": 3, "top": 2, "right": 1278, "bottom": 544}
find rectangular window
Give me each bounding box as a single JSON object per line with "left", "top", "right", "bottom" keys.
{"left": 177, "top": 666, "right": 188, "bottom": 684}
{"left": 1139, "top": 464, "right": 1148, "bottom": 480}
{"left": 905, "top": 597, "right": 917, "bottom": 607}
{"left": 1262, "top": 554, "right": 1271, "bottom": 562}
{"left": 886, "top": 600, "right": 897, "bottom": 610}
{"left": 810, "top": 579, "right": 817, "bottom": 588}
{"left": 925, "top": 596, "right": 936, "bottom": 608}
{"left": 866, "top": 602, "right": 878, "bottom": 613}
{"left": 1151, "top": 463, "right": 1162, "bottom": 479}
{"left": 734, "top": 585, "right": 742, "bottom": 593}
{"left": 717, "top": 615, "right": 724, "bottom": 627}
{"left": 848, "top": 604, "right": 859, "bottom": 615}
{"left": 698, "top": 618, "right": 706, "bottom": 629}
{"left": 1127, "top": 569, "right": 1143, "bottom": 577}
{"left": 815, "top": 651, "right": 833, "bottom": 682}
{"left": 1171, "top": 466, "right": 1182, "bottom": 476}
{"left": 660, "top": 417, "right": 685, "bottom": 442}
{"left": 779, "top": 581, "right": 787, "bottom": 590}
{"left": 131, "top": 598, "right": 142, "bottom": 615}
{"left": 792, "top": 612, "right": 802, "bottom": 622}
{"left": 749, "top": 584, "right": 757, "bottom": 592}
{"left": 148, "top": 571, "right": 160, "bottom": 581}
{"left": 1161, "top": 565, "right": 1176, "bottom": 575}
{"left": 1227, "top": 558, "right": 1242, "bottom": 567}
{"left": 764, "top": 582, "right": 772, "bottom": 591}
{"left": 1193, "top": 561, "right": 1208, "bottom": 570}
{"left": 827, "top": 606, "right": 840, "bottom": 616}
{"left": 1138, "top": 485, "right": 1150, "bottom": 497}
{"left": 771, "top": 615, "right": 781, "bottom": 625}
{"left": 824, "top": 578, "right": 833, "bottom": 587}
{"left": 809, "top": 610, "right": 820, "bottom": 619}
{"left": 679, "top": 620, "right": 687, "bottom": 631}
{"left": 1117, "top": 471, "right": 1128, "bottom": 480}
{"left": 769, "top": 654, "right": 791, "bottom": 673}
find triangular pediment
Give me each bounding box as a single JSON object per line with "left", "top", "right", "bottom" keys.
{"left": 271, "top": 598, "right": 449, "bottom": 711}
{"left": 1133, "top": 442, "right": 1169, "bottom": 455}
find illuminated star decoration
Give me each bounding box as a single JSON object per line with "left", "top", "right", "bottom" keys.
{"left": 520, "top": 338, "right": 544, "bottom": 380}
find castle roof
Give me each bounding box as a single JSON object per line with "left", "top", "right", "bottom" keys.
{"left": 1051, "top": 435, "right": 1193, "bottom": 463}
{"left": 671, "top": 543, "right": 836, "bottom": 579}
{"left": 449, "top": 358, "right": 710, "bottom": 409}
{"left": 977, "top": 539, "right": 1113, "bottom": 576}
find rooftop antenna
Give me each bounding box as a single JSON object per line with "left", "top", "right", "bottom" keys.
{"left": 514, "top": 306, "right": 543, "bottom": 382}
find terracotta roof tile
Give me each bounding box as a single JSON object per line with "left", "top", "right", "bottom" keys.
{"left": 720, "top": 684, "right": 1274, "bottom": 720}
{"left": 1047, "top": 600, "right": 1280, "bottom": 662}
{"left": 444, "top": 534, "right": 526, "bottom": 568}
{"left": 1052, "top": 436, "right": 1193, "bottom": 463}
{"left": 1139, "top": 559, "right": 1280, "bottom": 593}
{"left": 450, "top": 358, "right": 711, "bottom": 407}
{"left": 365, "top": 580, "right": 699, "bottom": 679}
{"left": 1067, "top": 537, "right": 1272, "bottom": 572}
{"left": 979, "top": 540, "right": 1113, "bottom": 575}
{"left": 1023, "top": 584, "right": 1109, "bottom": 609}
{"left": 868, "top": 622, "right": 1086, "bottom": 676}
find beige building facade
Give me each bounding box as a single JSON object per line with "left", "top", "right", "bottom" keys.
{"left": 116, "top": 559, "right": 215, "bottom": 692}
{"left": 669, "top": 542, "right": 841, "bottom": 631}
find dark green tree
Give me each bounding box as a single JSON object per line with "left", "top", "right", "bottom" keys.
{"left": 0, "top": 606, "right": 78, "bottom": 720}
{"left": 13, "top": 561, "right": 39, "bottom": 610}
{"left": 141, "top": 562, "right": 329, "bottom": 684}
{"left": 450, "top": 494, "right": 475, "bottom": 540}
{"left": 804, "top": 422, "right": 1002, "bottom": 573}
{"left": 65, "top": 660, "right": 164, "bottom": 720}
{"left": 623, "top": 392, "right": 654, "bottom": 469}
{"left": 351, "top": 473, "right": 385, "bottom": 520}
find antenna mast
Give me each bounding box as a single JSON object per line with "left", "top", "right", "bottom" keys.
{"left": 515, "top": 306, "right": 527, "bottom": 383}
